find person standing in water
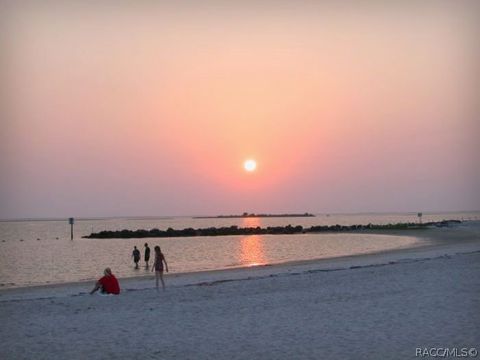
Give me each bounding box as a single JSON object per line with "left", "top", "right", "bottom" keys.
{"left": 151, "top": 245, "right": 168, "bottom": 291}
{"left": 132, "top": 246, "right": 141, "bottom": 269}
{"left": 144, "top": 243, "right": 151, "bottom": 269}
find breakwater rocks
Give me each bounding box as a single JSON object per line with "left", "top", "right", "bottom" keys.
{"left": 83, "top": 220, "right": 461, "bottom": 239}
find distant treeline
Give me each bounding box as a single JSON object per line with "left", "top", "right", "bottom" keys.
{"left": 83, "top": 220, "right": 461, "bottom": 239}
{"left": 194, "top": 212, "right": 315, "bottom": 219}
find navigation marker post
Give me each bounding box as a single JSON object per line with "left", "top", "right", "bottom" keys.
{"left": 69, "top": 217, "right": 75, "bottom": 240}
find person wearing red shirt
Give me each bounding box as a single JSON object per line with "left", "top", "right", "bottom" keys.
{"left": 90, "top": 268, "right": 120, "bottom": 295}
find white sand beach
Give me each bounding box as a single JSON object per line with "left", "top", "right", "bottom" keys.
{"left": 1, "top": 224, "right": 479, "bottom": 360}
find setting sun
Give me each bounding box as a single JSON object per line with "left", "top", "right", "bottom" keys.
{"left": 244, "top": 159, "right": 257, "bottom": 172}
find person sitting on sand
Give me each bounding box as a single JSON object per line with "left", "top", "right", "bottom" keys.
{"left": 152, "top": 246, "right": 168, "bottom": 291}
{"left": 90, "top": 268, "right": 120, "bottom": 295}
{"left": 144, "top": 243, "right": 151, "bottom": 269}
{"left": 132, "top": 246, "right": 141, "bottom": 269}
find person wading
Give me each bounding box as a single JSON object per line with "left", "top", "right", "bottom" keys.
{"left": 132, "top": 246, "right": 141, "bottom": 269}
{"left": 152, "top": 246, "right": 168, "bottom": 291}
{"left": 144, "top": 243, "right": 151, "bottom": 269}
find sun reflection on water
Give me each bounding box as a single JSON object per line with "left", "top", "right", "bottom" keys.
{"left": 239, "top": 235, "right": 267, "bottom": 266}
{"left": 242, "top": 217, "right": 261, "bottom": 228}
{"left": 239, "top": 217, "right": 267, "bottom": 266}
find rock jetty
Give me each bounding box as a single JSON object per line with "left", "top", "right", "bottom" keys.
{"left": 83, "top": 220, "right": 461, "bottom": 239}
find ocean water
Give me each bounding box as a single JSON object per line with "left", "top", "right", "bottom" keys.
{"left": 0, "top": 212, "right": 478, "bottom": 288}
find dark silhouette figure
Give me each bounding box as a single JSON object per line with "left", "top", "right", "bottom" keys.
{"left": 132, "top": 246, "right": 141, "bottom": 269}
{"left": 144, "top": 243, "right": 151, "bottom": 269}
{"left": 151, "top": 246, "right": 168, "bottom": 291}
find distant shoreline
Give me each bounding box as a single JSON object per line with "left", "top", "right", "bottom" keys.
{"left": 83, "top": 220, "right": 461, "bottom": 239}
{"left": 1, "top": 210, "right": 478, "bottom": 222}
{"left": 193, "top": 212, "right": 315, "bottom": 219}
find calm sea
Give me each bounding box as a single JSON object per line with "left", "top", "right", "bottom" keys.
{"left": 0, "top": 212, "right": 478, "bottom": 288}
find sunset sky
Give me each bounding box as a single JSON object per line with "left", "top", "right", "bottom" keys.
{"left": 1, "top": 1, "right": 479, "bottom": 219}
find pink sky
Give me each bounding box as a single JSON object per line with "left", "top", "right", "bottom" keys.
{"left": 1, "top": 1, "right": 479, "bottom": 218}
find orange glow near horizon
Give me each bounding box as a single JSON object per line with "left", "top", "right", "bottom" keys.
{"left": 242, "top": 217, "right": 262, "bottom": 228}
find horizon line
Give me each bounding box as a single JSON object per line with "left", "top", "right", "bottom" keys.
{"left": 1, "top": 210, "right": 479, "bottom": 223}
